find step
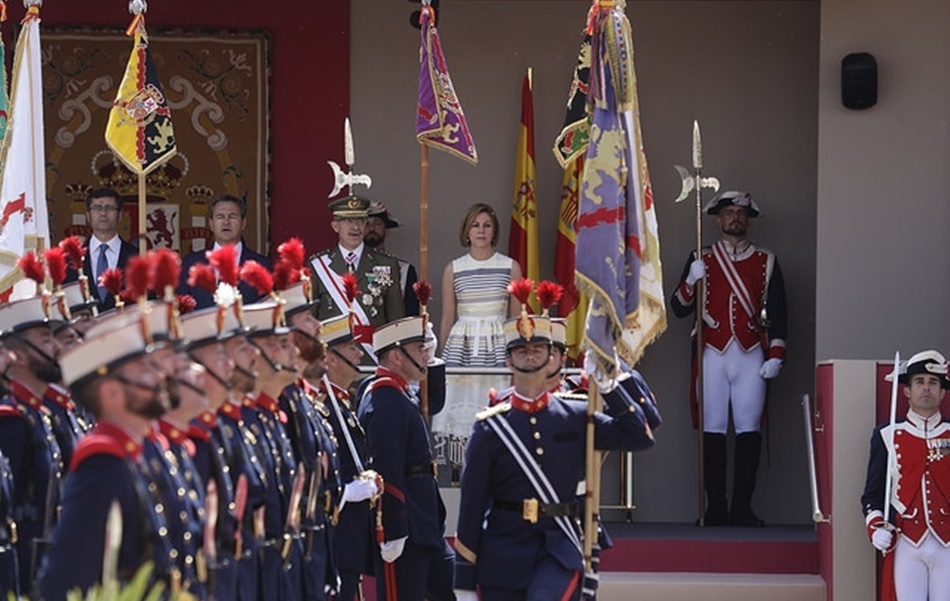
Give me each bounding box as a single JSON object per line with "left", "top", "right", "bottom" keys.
{"left": 598, "top": 572, "right": 826, "bottom": 601}
{"left": 600, "top": 522, "right": 819, "bottom": 574}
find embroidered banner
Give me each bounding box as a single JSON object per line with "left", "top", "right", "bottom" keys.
{"left": 43, "top": 27, "right": 271, "bottom": 254}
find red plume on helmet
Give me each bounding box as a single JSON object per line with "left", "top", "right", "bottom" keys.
{"left": 17, "top": 252, "right": 45, "bottom": 287}
{"left": 273, "top": 259, "right": 301, "bottom": 292}
{"left": 207, "top": 245, "right": 239, "bottom": 287}
{"left": 151, "top": 249, "right": 180, "bottom": 301}
{"left": 187, "top": 263, "right": 217, "bottom": 294}
{"left": 536, "top": 281, "right": 564, "bottom": 317}
{"left": 177, "top": 294, "right": 198, "bottom": 315}
{"left": 126, "top": 255, "right": 151, "bottom": 304}
{"left": 277, "top": 238, "right": 305, "bottom": 272}
{"left": 342, "top": 272, "right": 359, "bottom": 306}
{"left": 413, "top": 280, "right": 433, "bottom": 316}
{"left": 58, "top": 236, "right": 86, "bottom": 272}
{"left": 508, "top": 278, "right": 534, "bottom": 310}
{"left": 240, "top": 261, "right": 275, "bottom": 298}
{"left": 44, "top": 248, "right": 69, "bottom": 290}
{"left": 101, "top": 268, "right": 125, "bottom": 309}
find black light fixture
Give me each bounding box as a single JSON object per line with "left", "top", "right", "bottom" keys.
{"left": 841, "top": 52, "right": 878, "bottom": 110}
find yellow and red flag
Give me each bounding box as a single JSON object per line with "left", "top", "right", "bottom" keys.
{"left": 105, "top": 12, "right": 176, "bottom": 175}
{"left": 508, "top": 69, "right": 539, "bottom": 307}
{"left": 0, "top": 2, "right": 50, "bottom": 300}
{"left": 554, "top": 155, "right": 588, "bottom": 363}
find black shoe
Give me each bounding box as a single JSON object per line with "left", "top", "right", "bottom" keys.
{"left": 729, "top": 509, "right": 765, "bottom": 527}
{"left": 696, "top": 508, "right": 729, "bottom": 527}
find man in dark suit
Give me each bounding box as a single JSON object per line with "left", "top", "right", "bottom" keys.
{"left": 64, "top": 188, "right": 137, "bottom": 312}
{"left": 177, "top": 194, "right": 272, "bottom": 309}
{"left": 310, "top": 196, "right": 404, "bottom": 363}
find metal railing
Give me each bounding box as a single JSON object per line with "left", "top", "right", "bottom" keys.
{"left": 801, "top": 393, "right": 830, "bottom": 523}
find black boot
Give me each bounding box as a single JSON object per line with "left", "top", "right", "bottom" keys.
{"left": 730, "top": 431, "right": 765, "bottom": 527}
{"left": 702, "top": 432, "right": 728, "bottom": 526}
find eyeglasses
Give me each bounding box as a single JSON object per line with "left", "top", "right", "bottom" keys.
{"left": 89, "top": 204, "right": 119, "bottom": 213}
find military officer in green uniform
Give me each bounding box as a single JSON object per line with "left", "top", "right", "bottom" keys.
{"left": 309, "top": 196, "right": 404, "bottom": 361}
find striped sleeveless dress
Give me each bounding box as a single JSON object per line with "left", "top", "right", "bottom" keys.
{"left": 441, "top": 252, "right": 513, "bottom": 367}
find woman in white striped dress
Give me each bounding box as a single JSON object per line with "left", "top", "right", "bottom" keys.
{"left": 439, "top": 203, "right": 522, "bottom": 367}
{"left": 434, "top": 204, "right": 522, "bottom": 483}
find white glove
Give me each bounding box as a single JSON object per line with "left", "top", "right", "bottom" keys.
{"left": 340, "top": 477, "right": 379, "bottom": 509}
{"left": 583, "top": 354, "right": 617, "bottom": 394}
{"left": 424, "top": 320, "right": 438, "bottom": 362}
{"left": 380, "top": 536, "right": 407, "bottom": 563}
{"left": 685, "top": 259, "right": 706, "bottom": 286}
{"left": 454, "top": 590, "right": 479, "bottom": 601}
{"left": 758, "top": 358, "right": 783, "bottom": 379}
{"left": 871, "top": 527, "right": 894, "bottom": 552}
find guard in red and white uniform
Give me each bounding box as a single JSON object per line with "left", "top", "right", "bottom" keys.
{"left": 671, "top": 191, "right": 788, "bottom": 526}
{"left": 862, "top": 350, "right": 950, "bottom": 601}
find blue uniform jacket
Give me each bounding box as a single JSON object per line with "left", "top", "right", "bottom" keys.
{"left": 318, "top": 379, "right": 374, "bottom": 575}
{"left": 37, "top": 421, "right": 172, "bottom": 601}
{"left": 0, "top": 382, "right": 64, "bottom": 589}
{"left": 357, "top": 368, "right": 446, "bottom": 548}
{"left": 454, "top": 389, "right": 656, "bottom": 591}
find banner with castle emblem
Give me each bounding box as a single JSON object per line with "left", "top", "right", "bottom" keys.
{"left": 43, "top": 28, "right": 270, "bottom": 253}
{"left": 105, "top": 15, "right": 176, "bottom": 175}
{"left": 0, "top": 4, "right": 50, "bottom": 299}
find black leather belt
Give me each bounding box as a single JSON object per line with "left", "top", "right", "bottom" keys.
{"left": 407, "top": 462, "right": 437, "bottom": 478}
{"left": 493, "top": 499, "right": 579, "bottom": 523}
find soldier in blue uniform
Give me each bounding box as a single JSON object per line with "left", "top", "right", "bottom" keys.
{"left": 217, "top": 320, "right": 268, "bottom": 601}
{"left": 357, "top": 316, "right": 455, "bottom": 601}
{"left": 37, "top": 302, "right": 175, "bottom": 600}
{"left": 453, "top": 296, "right": 658, "bottom": 601}
{"left": 317, "top": 314, "right": 378, "bottom": 601}
{"left": 280, "top": 275, "right": 345, "bottom": 601}
{"left": 0, "top": 448, "right": 19, "bottom": 600}
{"left": 182, "top": 304, "right": 245, "bottom": 601}
{"left": 243, "top": 301, "right": 306, "bottom": 601}
{"left": 0, "top": 296, "right": 65, "bottom": 593}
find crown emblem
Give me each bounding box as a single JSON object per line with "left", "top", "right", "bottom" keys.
{"left": 92, "top": 149, "right": 190, "bottom": 202}
{"left": 185, "top": 184, "right": 215, "bottom": 205}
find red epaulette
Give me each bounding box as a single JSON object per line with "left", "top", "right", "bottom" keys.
{"left": 187, "top": 423, "right": 211, "bottom": 444}
{"left": 367, "top": 376, "right": 405, "bottom": 394}
{"left": 0, "top": 405, "right": 24, "bottom": 419}
{"left": 70, "top": 434, "right": 133, "bottom": 472}
{"left": 488, "top": 388, "right": 498, "bottom": 405}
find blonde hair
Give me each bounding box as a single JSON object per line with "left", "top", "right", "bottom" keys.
{"left": 459, "top": 203, "right": 499, "bottom": 247}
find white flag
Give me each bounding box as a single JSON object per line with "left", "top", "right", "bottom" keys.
{"left": 0, "top": 5, "right": 49, "bottom": 299}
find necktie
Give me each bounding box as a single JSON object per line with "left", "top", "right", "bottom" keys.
{"left": 345, "top": 251, "right": 357, "bottom": 272}
{"left": 96, "top": 244, "right": 109, "bottom": 301}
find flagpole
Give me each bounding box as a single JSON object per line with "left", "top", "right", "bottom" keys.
{"left": 419, "top": 141, "right": 430, "bottom": 421}
{"left": 138, "top": 174, "right": 147, "bottom": 256}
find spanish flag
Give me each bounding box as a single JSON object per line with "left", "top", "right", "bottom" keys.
{"left": 105, "top": 13, "right": 176, "bottom": 175}
{"left": 508, "top": 69, "right": 539, "bottom": 307}
{"left": 554, "top": 155, "right": 588, "bottom": 364}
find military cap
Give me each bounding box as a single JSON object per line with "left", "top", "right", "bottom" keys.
{"left": 367, "top": 201, "right": 401, "bottom": 229}
{"left": 329, "top": 195, "right": 371, "bottom": 220}
{"left": 373, "top": 316, "right": 426, "bottom": 354}
{"left": 703, "top": 190, "right": 761, "bottom": 217}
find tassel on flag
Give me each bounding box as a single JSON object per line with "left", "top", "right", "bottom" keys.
{"left": 415, "top": 3, "right": 477, "bottom": 164}
{"left": 105, "top": 3, "right": 176, "bottom": 175}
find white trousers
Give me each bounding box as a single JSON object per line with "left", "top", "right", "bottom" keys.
{"left": 895, "top": 534, "right": 950, "bottom": 601}
{"left": 702, "top": 340, "right": 765, "bottom": 434}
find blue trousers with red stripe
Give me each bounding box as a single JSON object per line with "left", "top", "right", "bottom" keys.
{"left": 478, "top": 554, "right": 581, "bottom": 601}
